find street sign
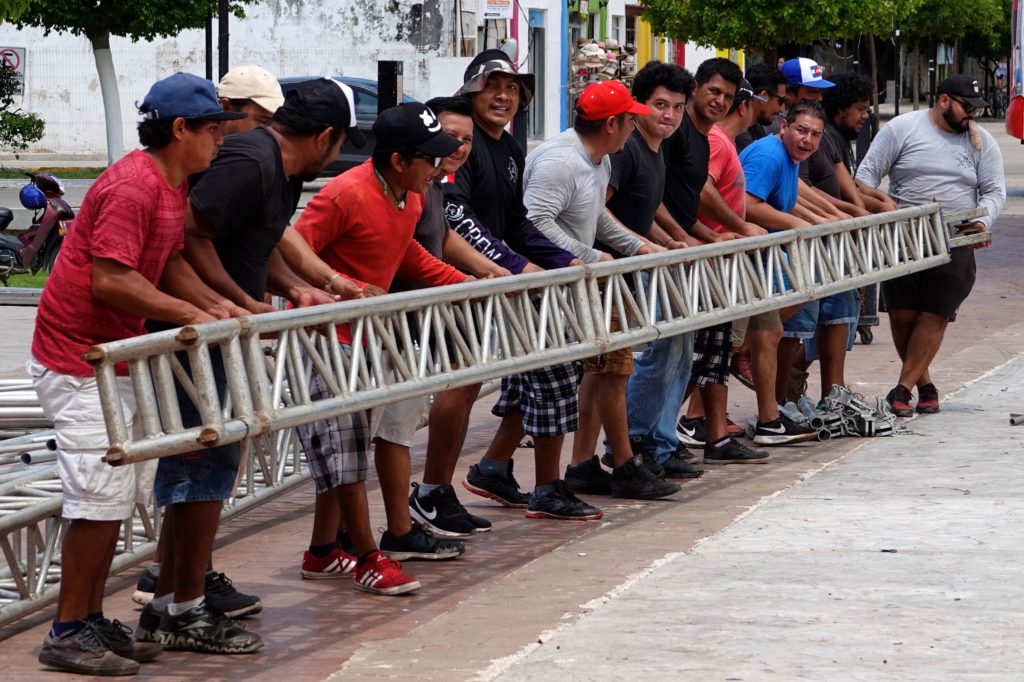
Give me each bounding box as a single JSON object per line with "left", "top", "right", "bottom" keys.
{"left": 0, "top": 47, "right": 26, "bottom": 95}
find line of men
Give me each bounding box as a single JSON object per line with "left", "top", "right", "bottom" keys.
{"left": 30, "top": 49, "right": 1003, "bottom": 676}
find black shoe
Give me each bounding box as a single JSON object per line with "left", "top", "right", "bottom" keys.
{"left": 204, "top": 572, "right": 263, "bottom": 619}
{"left": 157, "top": 603, "right": 263, "bottom": 654}
{"left": 565, "top": 455, "right": 612, "bottom": 495}
{"left": 611, "top": 455, "right": 681, "bottom": 499}
{"left": 662, "top": 446, "right": 705, "bottom": 478}
{"left": 752, "top": 413, "right": 818, "bottom": 445}
{"left": 92, "top": 617, "right": 163, "bottom": 663}
{"left": 463, "top": 460, "right": 530, "bottom": 508}
{"left": 675, "top": 416, "right": 707, "bottom": 447}
{"left": 131, "top": 565, "right": 158, "bottom": 606}
{"left": 525, "top": 481, "right": 603, "bottom": 520}
{"left": 673, "top": 445, "right": 699, "bottom": 464}
{"left": 624, "top": 436, "right": 667, "bottom": 477}
{"left": 134, "top": 603, "right": 162, "bottom": 644}
{"left": 409, "top": 483, "right": 478, "bottom": 538}
{"left": 381, "top": 521, "right": 465, "bottom": 561}
{"left": 39, "top": 623, "right": 140, "bottom": 676}
{"left": 704, "top": 438, "right": 772, "bottom": 464}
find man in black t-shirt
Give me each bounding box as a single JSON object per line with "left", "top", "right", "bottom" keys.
{"left": 146, "top": 78, "right": 362, "bottom": 653}
{"left": 736, "top": 62, "right": 787, "bottom": 152}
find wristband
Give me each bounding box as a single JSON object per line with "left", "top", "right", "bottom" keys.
{"left": 324, "top": 272, "right": 341, "bottom": 292}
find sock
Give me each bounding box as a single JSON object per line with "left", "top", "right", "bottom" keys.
{"left": 50, "top": 619, "right": 85, "bottom": 639}
{"left": 147, "top": 562, "right": 161, "bottom": 577}
{"left": 533, "top": 482, "right": 557, "bottom": 497}
{"left": 167, "top": 596, "right": 203, "bottom": 616}
{"left": 357, "top": 549, "right": 379, "bottom": 565}
{"left": 477, "top": 457, "right": 508, "bottom": 478}
{"left": 308, "top": 542, "right": 336, "bottom": 558}
{"left": 86, "top": 611, "right": 103, "bottom": 623}
{"left": 151, "top": 593, "right": 173, "bottom": 610}
{"left": 708, "top": 436, "right": 731, "bottom": 449}
{"left": 757, "top": 417, "right": 781, "bottom": 428}
{"left": 417, "top": 483, "right": 441, "bottom": 497}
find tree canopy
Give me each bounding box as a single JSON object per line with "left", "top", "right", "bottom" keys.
{"left": 4, "top": 0, "right": 254, "bottom": 42}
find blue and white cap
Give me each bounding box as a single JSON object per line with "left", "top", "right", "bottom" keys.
{"left": 780, "top": 58, "right": 834, "bottom": 89}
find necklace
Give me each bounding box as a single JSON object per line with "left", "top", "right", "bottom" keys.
{"left": 373, "top": 163, "right": 406, "bottom": 211}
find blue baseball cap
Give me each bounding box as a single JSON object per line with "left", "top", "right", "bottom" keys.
{"left": 138, "top": 72, "right": 248, "bottom": 121}
{"left": 779, "top": 58, "right": 834, "bottom": 89}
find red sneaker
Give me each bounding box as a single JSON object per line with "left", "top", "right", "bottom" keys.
{"left": 354, "top": 550, "right": 420, "bottom": 596}
{"left": 886, "top": 384, "right": 914, "bottom": 418}
{"left": 915, "top": 383, "right": 940, "bottom": 414}
{"left": 725, "top": 415, "right": 746, "bottom": 438}
{"left": 300, "top": 547, "right": 357, "bottom": 580}
{"left": 729, "top": 351, "right": 755, "bottom": 390}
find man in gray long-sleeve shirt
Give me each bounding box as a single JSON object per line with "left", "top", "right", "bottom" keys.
{"left": 856, "top": 75, "right": 1006, "bottom": 417}
{"left": 520, "top": 80, "right": 678, "bottom": 502}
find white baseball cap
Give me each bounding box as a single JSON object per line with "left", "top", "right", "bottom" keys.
{"left": 217, "top": 65, "right": 285, "bottom": 113}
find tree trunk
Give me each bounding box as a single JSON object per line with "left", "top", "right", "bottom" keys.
{"left": 867, "top": 34, "right": 879, "bottom": 114}
{"left": 89, "top": 29, "right": 123, "bottom": 166}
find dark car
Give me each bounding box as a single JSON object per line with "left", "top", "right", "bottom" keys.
{"left": 279, "top": 76, "right": 416, "bottom": 176}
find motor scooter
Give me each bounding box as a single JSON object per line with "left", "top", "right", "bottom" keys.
{"left": 0, "top": 172, "right": 74, "bottom": 285}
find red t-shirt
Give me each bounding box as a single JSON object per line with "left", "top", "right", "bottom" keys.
{"left": 32, "top": 150, "right": 187, "bottom": 376}
{"left": 293, "top": 160, "right": 467, "bottom": 343}
{"left": 698, "top": 124, "right": 746, "bottom": 234}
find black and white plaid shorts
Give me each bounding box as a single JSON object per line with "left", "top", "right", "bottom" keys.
{"left": 689, "top": 322, "right": 732, "bottom": 388}
{"left": 492, "top": 361, "right": 583, "bottom": 437}
{"left": 296, "top": 364, "right": 376, "bottom": 492}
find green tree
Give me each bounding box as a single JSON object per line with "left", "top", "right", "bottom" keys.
{"left": 0, "top": 62, "right": 43, "bottom": 157}
{"left": 2, "top": 1, "right": 256, "bottom": 164}
{"left": 641, "top": 0, "right": 922, "bottom": 54}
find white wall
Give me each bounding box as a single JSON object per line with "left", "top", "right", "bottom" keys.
{"left": 0, "top": 0, "right": 526, "bottom": 156}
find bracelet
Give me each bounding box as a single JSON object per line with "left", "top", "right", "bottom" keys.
{"left": 324, "top": 272, "right": 341, "bottom": 292}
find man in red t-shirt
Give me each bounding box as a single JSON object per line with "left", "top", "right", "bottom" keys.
{"left": 29, "top": 73, "right": 247, "bottom": 676}
{"left": 283, "top": 102, "right": 467, "bottom": 595}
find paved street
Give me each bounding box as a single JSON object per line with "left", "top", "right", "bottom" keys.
{"left": 0, "top": 119, "right": 1020, "bottom": 680}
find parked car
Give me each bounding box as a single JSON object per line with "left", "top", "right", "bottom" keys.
{"left": 279, "top": 76, "right": 416, "bottom": 176}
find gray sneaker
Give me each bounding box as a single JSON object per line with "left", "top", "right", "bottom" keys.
{"left": 39, "top": 623, "right": 140, "bottom": 676}
{"left": 93, "top": 617, "right": 162, "bottom": 663}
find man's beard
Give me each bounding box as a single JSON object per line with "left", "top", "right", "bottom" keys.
{"left": 834, "top": 121, "right": 861, "bottom": 141}
{"left": 942, "top": 106, "right": 971, "bottom": 133}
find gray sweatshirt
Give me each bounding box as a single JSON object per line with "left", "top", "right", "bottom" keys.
{"left": 856, "top": 109, "right": 1005, "bottom": 228}
{"left": 523, "top": 129, "right": 645, "bottom": 263}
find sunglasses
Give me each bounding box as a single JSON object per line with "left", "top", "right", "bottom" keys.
{"left": 948, "top": 96, "right": 978, "bottom": 114}
{"left": 411, "top": 153, "right": 443, "bottom": 167}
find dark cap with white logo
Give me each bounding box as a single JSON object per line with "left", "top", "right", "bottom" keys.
{"left": 372, "top": 103, "right": 462, "bottom": 158}
{"left": 937, "top": 75, "right": 989, "bottom": 109}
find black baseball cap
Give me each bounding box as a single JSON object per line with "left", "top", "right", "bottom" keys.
{"left": 937, "top": 75, "right": 989, "bottom": 109}
{"left": 280, "top": 77, "right": 366, "bottom": 147}
{"left": 372, "top": 103, "right": 461, "bottom": 159}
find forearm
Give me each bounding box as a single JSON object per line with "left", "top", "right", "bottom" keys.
{"left": 690, "top": 220, "right": 722, "bottom": 244}
{"left": 654, "top": 203, "right": 692, "bottom": 242}
{"left": 699, "top": 181, "right": 746, "bottom": 232}
{"left": 531, "top": 212, "right": 600, "bottom": 263}
{"left": 182, "top": 234, "right": 258, "bottom": 309}
{"left": 160, "top": 252, "right": 236, "bottom": 312}
{"left": 792, "top": 199, "right": 830, "bottom": 225}
{"left": 746, "top": 198, "right": 808, "bottom": 229}
{"left": 442, "top": 230, "right": 508, "bottom": 277}
{"left": 94, "top": 264, "right": 206, "bottom": 326}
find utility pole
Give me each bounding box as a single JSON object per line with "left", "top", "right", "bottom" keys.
{"left": 218, "top": 0, "right": 229, "bottom": 79}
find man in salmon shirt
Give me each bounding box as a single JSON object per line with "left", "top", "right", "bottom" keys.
{"left": 28, "top": 72, "right": 247, "bottom": 676}
{"left": 284, "top": 102, "right": 468, "bottom": 595}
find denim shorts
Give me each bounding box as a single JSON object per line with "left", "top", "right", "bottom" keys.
{"left": 783, "top": 290, "right": 860, "bottom": 339}
{"left": 153, "top": 348, "right": 241, "bottom": 506}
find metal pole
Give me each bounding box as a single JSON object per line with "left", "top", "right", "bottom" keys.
{"left": 205, "top": 11, "right": 213, "bottom": 81}
{"left": 218, "top": 0, "right": 229, "bottom": 80}
{"left": 894, "top": 21, "right": 901, "bottom": 116}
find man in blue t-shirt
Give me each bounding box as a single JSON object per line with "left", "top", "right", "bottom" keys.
{"left": 737, "top": 100, "right": 826, "bottom": 445}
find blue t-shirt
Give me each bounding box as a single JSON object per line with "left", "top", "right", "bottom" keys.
{"left": 739, "top": 135, "right": 799, "bottom": 214}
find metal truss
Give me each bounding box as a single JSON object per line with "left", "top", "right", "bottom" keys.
{"left": 0, "top": 202, "right": 960, "bottom": 627}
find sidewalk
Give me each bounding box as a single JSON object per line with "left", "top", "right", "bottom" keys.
{"left": 495, "top": 356, "right": 1024, "bottom": 681}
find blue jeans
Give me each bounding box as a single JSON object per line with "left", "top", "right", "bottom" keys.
{"left": 625, "top": 330, "right": 694, "bottom": 463}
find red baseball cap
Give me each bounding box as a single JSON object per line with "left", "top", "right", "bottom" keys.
{"left": 576, "top": 80, "right": 652, "bottom": 121}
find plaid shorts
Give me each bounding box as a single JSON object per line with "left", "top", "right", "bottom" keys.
{"left": 492, "top": 361, "right": 583, "bottom": 437}
{"left": 689, "top": 322, "right": 732, "bottom": 388}
{"left": 296, "top": 364, "right": 379, "bottom": 493}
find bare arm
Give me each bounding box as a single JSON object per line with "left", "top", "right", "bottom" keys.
{"left": 276, "top": 227, "right": 371, "bottom": 299}
{"left": 183, "top": 202, "right": 272, "bottom": 313}
{"left": 654, "top": 202, "right": 702, "bottom": 246}
{"left": 93, "top": 257, "right": 217, "bottom": 326}
{"left": 745, "top": 192, "right": 810, "bottom": 230}
{"left": 699, "top": 178, "right": 766, "bottom": 236}
{"left": 159, "top": 251, "right": 249, "bottom": 320}
{"left": 442, "top": 229, "right": 513, "bottom": 278}
{"left": 834, "top": 162, "right": 867, "bottom": 210}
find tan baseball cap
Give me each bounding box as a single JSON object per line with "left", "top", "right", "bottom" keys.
{"left": 216, "top": 65, "right": 285, "bottom": 114}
